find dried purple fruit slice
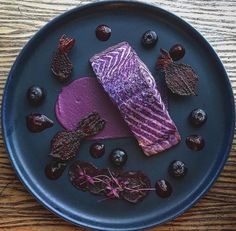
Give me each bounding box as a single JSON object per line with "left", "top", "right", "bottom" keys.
{"left": 120, "top": 171, "right": 151, "bottom": 203}
{"left": 50, "top": 130, "right": 81, "bottom": 161}
{"left": 58, "top": 34, "right": 75, "bottom": 54}
{"left": 76, "top": 112, "right": 106, "bottom": 137}
{"left": 157, "top": 49, "right": 198, "bottom": 96}
{"left": 50, "top": 112, "right": 105, "bottom": 161}
{"left": 68, "top": 161, "right": 98, "bottom": 191}
{"left": 89, "top": 168, "right": 113, "bottom": 195}
{"left": 51, "top": 35, "right": 75, "bottom": 82}
{"left": 88, "top": 168, "right": 108, "bottom": 195}
{"left": 51, "top": 51, "right": 73, "bottom": 82}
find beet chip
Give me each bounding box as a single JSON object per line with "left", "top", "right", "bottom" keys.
{"left": 157, "top": 49, "right": 198, "bottom": 96}
{"left": 51, "top": 34, "right": 75, "bottom": 82}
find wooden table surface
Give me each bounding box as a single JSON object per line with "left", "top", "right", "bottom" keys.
{"left": 0, "top": 0, "right": 236, "bottom": 230}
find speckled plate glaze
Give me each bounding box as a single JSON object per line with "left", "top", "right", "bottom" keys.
{"left": 1, "top": 1, "right": 235, "bottom": 230}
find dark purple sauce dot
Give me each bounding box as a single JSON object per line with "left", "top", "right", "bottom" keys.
{"left": 45, "top": 160, "right": 67, "bottom": 180}
{"left": 155, "top": 179, "right": 172, "bottom": 198}
{"left": 90, "top": 143, "right": 105, "bottom": 158}
{"left": 26, "top": 113, "right": 53, "bottom": 132}
{"left": 186, "top": 135, "right": 205, "bottom": 151}
{"left": 96, "top": 25, "right": 111, "bottom": 41}
{"left": 169, "top": 44, "right": 185, "bottom": 61}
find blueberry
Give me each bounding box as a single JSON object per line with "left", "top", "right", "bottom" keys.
{"left": 189, "top": 108, "right": 207, "bottom": 126}
{"left": 141, "top": 30, "right": 158, "bottom": 48}
{"left": 27, "top": 86, "right": 45, "bottom": 105}
{"left": 109, "top": 149, "right": 127, "bottom": 167}
{"left": 169, "top": 44, "right": 185, "bottom": 61}
{"left": 169, "top": 160, "right": 187, "bottom": 178}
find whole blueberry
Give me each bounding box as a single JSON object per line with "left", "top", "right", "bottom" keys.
{"left": 110, "top": 149, "right": 128, "bottom": 167}
{"left": 169, "top": 160, "right": 187, "bottom": 178}
{"left": 27, "top": 86, "right": 45, "bottom": 105}
{"left": 141, "top": 30, "right": 158, "bottom": 48}
{"left": 189, "top": 108, "right": 207, "bottom": 126}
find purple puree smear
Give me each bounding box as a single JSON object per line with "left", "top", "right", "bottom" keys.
{"left": 55, "top": 77, "right": 131, "bottom": 140}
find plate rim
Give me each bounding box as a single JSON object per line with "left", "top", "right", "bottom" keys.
{"left": 1, "top": 1, "right": 235, "bottom": 230}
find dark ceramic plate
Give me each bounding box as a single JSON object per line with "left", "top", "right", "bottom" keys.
{"left": 2, "top": 1, "right": 235, "bottom": 230}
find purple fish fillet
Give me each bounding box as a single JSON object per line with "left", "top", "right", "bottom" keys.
{"left": 90, "top": 42, "right": 181, "bottom": 156}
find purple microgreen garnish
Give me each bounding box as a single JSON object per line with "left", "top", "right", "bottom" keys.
{"left": 68, "top": 161, "right": 154, "bottom": 203}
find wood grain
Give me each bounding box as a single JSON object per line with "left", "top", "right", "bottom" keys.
{"left": 0, "top": 0, "right": 236, "bottom": 230}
